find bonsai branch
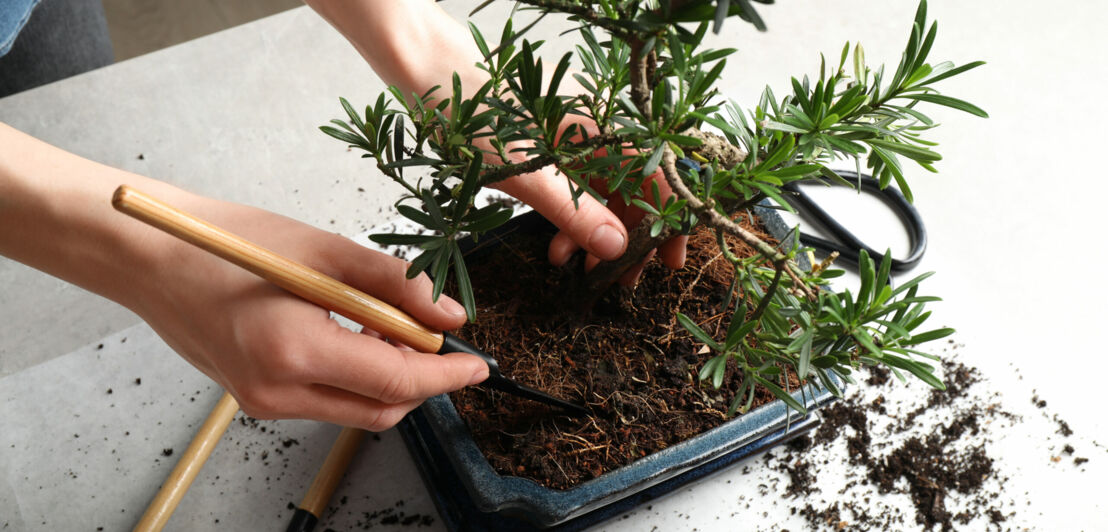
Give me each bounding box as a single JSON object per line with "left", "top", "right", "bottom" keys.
{"left": 659, "top": 145, "right": 816, "bottom": 300}
{"left": 514, "top": 0, "right": 631, "bottom": 39}
{"left": 659, "top": 146, "right": 776, "bottom": 261}
{"left": 476, "top": 133, "right": 624, "bottom": 187}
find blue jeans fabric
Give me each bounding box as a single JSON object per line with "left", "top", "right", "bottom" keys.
{"left": 0, "top": 0, "right": 41, "bottom": 56}
{"left": 0, "top": 0, "right": 113, "bottom": 98}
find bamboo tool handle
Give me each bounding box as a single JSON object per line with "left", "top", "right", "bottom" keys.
{"left": 111, "top": 186, "right": 445, "bottom": 353}
{"left": 134, "top": 392, "right": 240, "bottom": 532}
{"left": 286, "top": 427, "right": 367, "bottom": 532}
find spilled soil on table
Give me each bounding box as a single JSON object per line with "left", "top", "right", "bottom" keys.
{"left": 786, "top": 361, "right": 1007, "bottom": 531}
{"left": 448, "top": 213, "right": 792, "bottom": 489}
{"left": 751, "top": 353, "right": 1095, "bottom": 531}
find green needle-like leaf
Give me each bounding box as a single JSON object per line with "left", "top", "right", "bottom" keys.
{"left": 797, "top": 331, "right": 814, "bottom": 380}
{"left": 451, "top": 241, "right": 477, "bottom": 322}
{"left": 752, "top": 374, "right": 806, "bottom": 414}
{"left": 908, "top": 327, "right": 956, "bottom": 345}
{"left": 642, "top": 146, "right": 665, "bottom": 176}
{"left": 677, "top": 312, "right": 722, "bottom": 351}
{"left": 903, "top": 93, "right": 989, "bottom": 117}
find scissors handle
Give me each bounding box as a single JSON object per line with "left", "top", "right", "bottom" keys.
{"left": 782, "top": 170, "right": 927, "bottom": 273}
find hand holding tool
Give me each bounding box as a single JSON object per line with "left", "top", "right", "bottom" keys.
{"left": 111, "top": 185, "right": 587, "bottom": 416}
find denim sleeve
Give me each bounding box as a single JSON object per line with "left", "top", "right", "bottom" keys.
{"left": 1, "top": 0, "right": 42, "bottom": 57}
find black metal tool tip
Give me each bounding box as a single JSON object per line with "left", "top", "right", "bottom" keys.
{"left": 439, "top": 333, "right": 589, "bottom": 417}
{"left": 285, "top": 508, "right": 318, "bottom": 532}
{"left": 482, "top": 375, "right": 590, "bottom": 417}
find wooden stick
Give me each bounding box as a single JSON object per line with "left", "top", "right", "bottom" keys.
{"left": 111, "top": 185, "right": 445, "bottom": 354}
{"left": 285, "top": 427, "right": 367, "bottom": 532}
{"left": 133, "top": 392, "right": 239, "bottom": 532}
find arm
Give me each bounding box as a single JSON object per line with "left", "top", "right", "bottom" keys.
{"left": 0, "top": 122, "right": 487, "bottom": 429}
{"left": 303, "top": 0, "right": 487, "bottom": 105}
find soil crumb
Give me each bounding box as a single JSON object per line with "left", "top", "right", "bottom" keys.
{"left": 351, "top": 504, "right": 436, "bottom": 530}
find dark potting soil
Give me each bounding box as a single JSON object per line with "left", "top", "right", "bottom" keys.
{"left": 449, "top": 214, "right": 792, "bottom": 489}
{"left": 764, "top": 356, "right": 1038, "bottom": 531}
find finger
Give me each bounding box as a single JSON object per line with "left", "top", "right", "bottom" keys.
{"left": 237, "top": 382, "right": 426, "bottom": 432}
{"left": 321, "top": 237, "right": 467, "bottom": 331}
{"left": 618, "top": 249, "right": 656, "bottom": 286}
{"left": 493, "top": 169, "right": 627, "bottom": 262}
{"left": 312, "top": 326, "right": 488, "bottom": 404}
{"left": 659, "top": 234, "right": 689, "bottom": 270}
{"left": 548, "top": 230, "right": 580, "bottom": 267}
{"left": 301, "top": 385, "right": 426, "bottom": 432}
{"left": 548, "top": 186, "right": 635, "bottom": 266}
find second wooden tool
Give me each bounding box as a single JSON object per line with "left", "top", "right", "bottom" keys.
{"left": 285, "top": 427, "right": 366, "bottom": 532}
{"left": 133, "top": 392, "right": 239, "bottom": 532}
{"left": 111, "top": 185, "right": 586, "bottom": 416}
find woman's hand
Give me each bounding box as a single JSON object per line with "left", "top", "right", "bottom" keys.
{"left": 133, "top": 197, "right": 489, "bottom": 430}
{"left": 306, "top": 0, "right": 688, "bottom": 285}
{"left": 0, "top": 123, "right": 488, "bottom": 430}
{"left": 492, "top": 99, "right": 690, "bottom": 286}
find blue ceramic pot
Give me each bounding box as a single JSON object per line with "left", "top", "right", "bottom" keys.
{"left": 398, "top": 205, "right": 839, "bottom": 531}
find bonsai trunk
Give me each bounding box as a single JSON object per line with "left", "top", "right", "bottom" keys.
{"left": 577, "top": 217, "right": 675, "bottom": 301}
{"left": 572, "top": 36, "right": 671, "bottom": 302}
{"left": 575, "top": 129, "right": 752, "bottom": 303}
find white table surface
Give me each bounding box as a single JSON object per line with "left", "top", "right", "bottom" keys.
{"left": 2, "top": 2, "right": 1105, "bottom": 530}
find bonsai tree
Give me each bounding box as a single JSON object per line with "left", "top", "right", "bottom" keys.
{"left": 320, "top": 0, "right": 985, "bottom": 416}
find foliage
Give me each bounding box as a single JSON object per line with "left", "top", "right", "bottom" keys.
{"left": 321, "top": 0, "right": 984, "bottom": 414}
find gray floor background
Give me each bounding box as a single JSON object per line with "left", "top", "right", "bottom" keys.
{"left": 2, "top": 2, "right": 1106, "bottom": 530}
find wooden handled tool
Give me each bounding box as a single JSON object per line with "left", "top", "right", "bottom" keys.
{"left": 285, "top": 427, "right": 366, "bottom": 532}
{"left": 112, "top": 186, "right": 443, "bottom": 353}
{"left": 133, "top": 392, "right": 239, "bottom": 532}
{"left": 111, "top": 185, "right": 586, "bottom": 416}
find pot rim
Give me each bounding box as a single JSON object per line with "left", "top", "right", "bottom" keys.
{"left": 418, "top": 378, "right": 837, "bottom": 526}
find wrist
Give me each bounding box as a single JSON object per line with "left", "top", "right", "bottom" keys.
{"left": 0, "top": 123, "right": 207, "bottom": 315}
{"left": 307, "top": 0, "right": 486, "bottom": 101}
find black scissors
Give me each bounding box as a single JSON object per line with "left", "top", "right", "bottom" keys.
{"left": 779, "top": 170, "right": 927, "bottom": 274}
{"left": 676, "top": 159, "right": 928, "bottom": 274}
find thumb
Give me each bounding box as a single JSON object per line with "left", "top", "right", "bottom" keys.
{"left": 493, "top": 168, "right": 627, "bottom": 265}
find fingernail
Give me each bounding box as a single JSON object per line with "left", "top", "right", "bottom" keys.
{"left": 588, "top": 224, "right": 626, "bottom": 260}
{"left": 440, "top": 296, "right": 466, "bottom": 318}
{"left": 468, "top": 364, "right": 489, "bottom": 386}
